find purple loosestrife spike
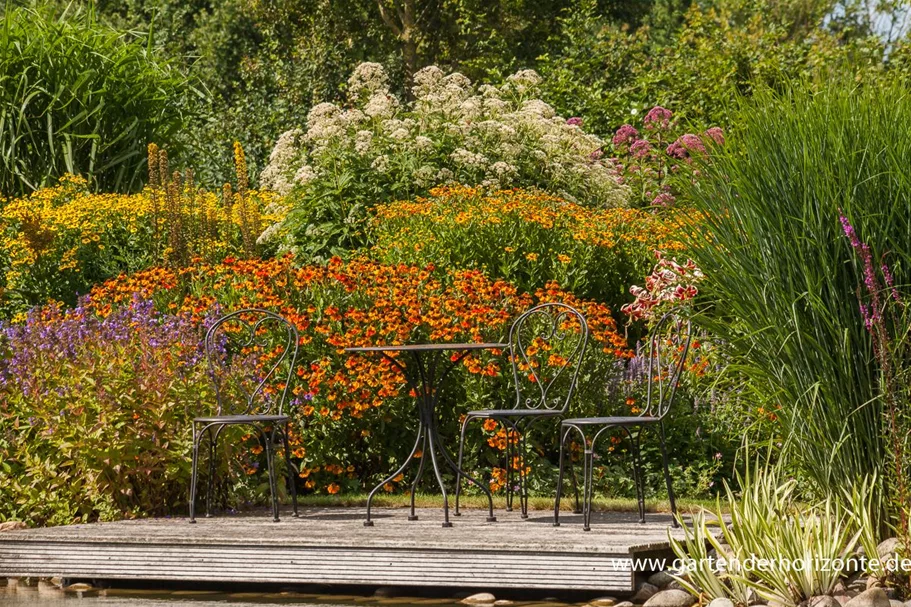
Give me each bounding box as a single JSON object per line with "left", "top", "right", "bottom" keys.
{"left": 882, "top": 261, "right": 901, "bottom": 303}
{"left": 840, "top": 213, "right": 862, "bottom": 250}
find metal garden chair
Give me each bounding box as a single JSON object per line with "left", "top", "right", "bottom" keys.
{"left": 454, "top": 302, "right": 589, "bottom": 518}
{"left": 189, "top": 309, "right": 300, "bottom": 523}
{"left": 553, "top": 312, "right": 692, "bottom": 531}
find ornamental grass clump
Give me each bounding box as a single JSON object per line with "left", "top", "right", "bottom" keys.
{"left": 670, "top": 466, "right": 883, "bottom": 607}
{"left": 683, "top": 80, "right": 911, "bottom": 529}
{"left": 0, "top": 5, "right": 189, "bottom": 196}
{"left": 259, "top": 62, "right": 629, "bottom": 260}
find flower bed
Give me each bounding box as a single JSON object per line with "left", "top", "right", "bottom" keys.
{"left": 1, "top": 256, "right": 632, "bottom": 525}
{"left": 371, "top": 185, "right": 691, "bottom": 309}
{"left": 0, "top": 157, "right": 282, "bottom": 315}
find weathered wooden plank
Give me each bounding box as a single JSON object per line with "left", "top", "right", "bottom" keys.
{"left": 0, "top": 508, "right": 689, "bottom": 592}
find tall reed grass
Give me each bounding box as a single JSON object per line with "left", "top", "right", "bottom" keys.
{"left": 685, "top": 81, "right": 911, "bottom": 528}
{"left": 0, "top": 4, "right": 190, "bottom": 196}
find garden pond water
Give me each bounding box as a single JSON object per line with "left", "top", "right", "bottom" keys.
{"left": 0, "top": 585, "right": 579, "bottom": 607}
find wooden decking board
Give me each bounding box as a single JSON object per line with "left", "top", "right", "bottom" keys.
{"left": 0, "top": 508, "right": 689, "bottom": 592}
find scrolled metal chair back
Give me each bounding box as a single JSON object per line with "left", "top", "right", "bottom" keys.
{"left": 508, "top": 303, "right": 589, "bottom": 413}
{"left": 642, "top": 312, "right": 693, "bottom": 419}
{"left": 205, "top": 309, "right": 299, "bottom": 417}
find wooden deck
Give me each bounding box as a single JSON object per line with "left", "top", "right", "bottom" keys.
{"left": 0, "top": 507, "right": 689, "bottom": 593}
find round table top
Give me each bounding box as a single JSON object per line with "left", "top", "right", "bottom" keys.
{"left": 344, "top": 342, "right": 508, "bottom": 353}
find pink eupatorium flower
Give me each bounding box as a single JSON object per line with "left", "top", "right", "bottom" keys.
{"left": 612, "top": 124, "right": 639, "bottom": 146}
{"left": 704, "top": 127, "right": 725, "bottom": 145}
{"left": 666, "top": 134, "right": 706, "bottom": 160}
{"left": 566, "top": 117, "right": 583, "bottom": 126}
{"left": 630, "top": 139, "right": 652, "bottom": 159}
{"left": 651, "top": 192, "right": 675, "bottom": 206}
{"left": 643, "top": 106, "right": 673, "bottom": 130}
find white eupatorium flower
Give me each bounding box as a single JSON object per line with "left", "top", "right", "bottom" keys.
{"left": 354, "top": 130, "right": 373, "bottom": 155}
{"left": 293, "top": 165, "right": 318, "bottom": 185}
{"left": 348, "top": 62, "right": 389, "bottom": 97}
{"left": 371, "top": 155, "right": 390, "bottom": 172}
{"left": 259, "top": 61, "right": 629, "bottom": 220}
{"left": 506, "top": 69, "right": 542, "bottom": 93}
{"left": 365, "top": 93, "right": 397, "bottom": 119}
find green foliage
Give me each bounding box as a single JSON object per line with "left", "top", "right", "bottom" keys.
{"left": 0, "top": 4, "right": 192, "bottom": 196}
{"left": 537, "top": 0, "right": 900, "bottom": 135}
{"left": 684, "top": 80, "right": 911, "bottom": 529}
{"left": 89, "top": 0, "right": 594, "bottom": 185}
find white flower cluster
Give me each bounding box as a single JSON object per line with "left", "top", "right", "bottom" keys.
{"left": 260, "top": 63, "right": 628, "bottom": 208}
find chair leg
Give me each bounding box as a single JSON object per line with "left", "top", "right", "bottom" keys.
{"left": 453, "top": 416, "right": 471, "bottom": 516}
{"left": 518, "top": 420, "right": 530, "bottom": 519}
{"left": 205, "top": 426, "right": 219, "bottom": 518}
{"left": 582, "top": 444, "right": 595, "bottom": 532}
{"left": 504, "top": 420, "right": 513, "bottom": 513}
{"left": 658, "top": 422, "right": 678, "bottom": 527}
{"left": 628, "top": 430, "right": 646, "bottom": 524}
{"left": 410, "top": 433, "right": 427, "bottom": 520}
{"left": 282, "top": 423, "right": 299, "bottom": 518}
{"left": 554, "top": 425, "right": 569, "bottom": 527}
{"left": 188, "top": 425, "right": 202, "bottom": 523}
{"left": 263, "top": 427, "right": 280, "bottom": 522}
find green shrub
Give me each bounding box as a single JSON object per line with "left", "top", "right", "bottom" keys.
{"left": 537, "top": 0, "right": 899, "bottom": 135}
{"left": 684, "top": 80, "right": 911, "bottom": 529}
{"left": 0, "top": 5, "right": 191, "bottom": 196}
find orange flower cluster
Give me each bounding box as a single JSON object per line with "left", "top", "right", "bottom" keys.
{"left": 88, "top": 255, "right": 631, "bottom": 492}
{"left": 490, "top": 467, "right": 507, "bottom": 493}
{"left": 536, "top": 282, "right": 631, "bottom": 357}
{"left": 374, "top": 186, "right": 690, "bottom": 252}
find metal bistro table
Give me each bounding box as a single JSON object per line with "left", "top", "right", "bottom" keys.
{"left": 345, "top": 342, "right": 508, "bottom": 528}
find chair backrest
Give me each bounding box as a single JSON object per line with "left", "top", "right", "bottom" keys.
{"left": 641, "top": 312, "right": 693, "bottom": 419}
{"left": 205, "top": 309, "right": 299, "bottom": 417}
{"left": 508, "top": 303, "right": 589, "bottom": 413}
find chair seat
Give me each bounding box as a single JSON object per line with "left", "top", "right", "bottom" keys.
{"left": 563, "top": 416, "right": 660, "bottom": 426}
{"left": 467, "top": 408, "right": 563, "bottom": 418}
{"left": 193, "top": 414, "right": 290, "bottom": 424}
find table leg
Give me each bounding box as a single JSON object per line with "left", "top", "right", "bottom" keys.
{"left": 369, "top": 348, "right": 498, "bottom": 527}
{"left": 426, "top": 415, "right": 497, "bottom": 522}
{"left": 408, "top": 432, "right": 428, "bottom": 521}
{"left": 364, "top": 421, "right": 425, "bottom": 527}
